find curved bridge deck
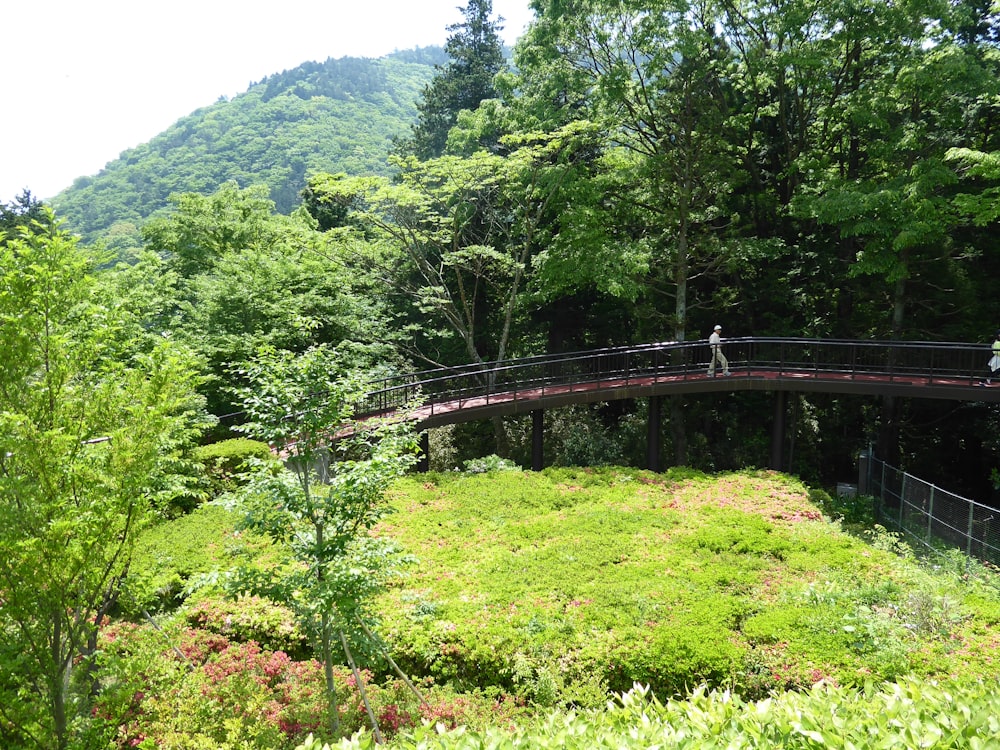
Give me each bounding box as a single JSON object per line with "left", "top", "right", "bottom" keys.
{"left": 358, "top": 337, "right": 1000, "bottom": 429}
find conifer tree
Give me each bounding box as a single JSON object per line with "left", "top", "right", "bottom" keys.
{"left": 403, "top": 0, "right": 506, "bottom": 159}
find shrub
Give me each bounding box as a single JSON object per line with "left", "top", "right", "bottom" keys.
{"left": 814, "top": 488, "right": 876, "bottom": 527}
{"left": 461, "top": 454, "right": 521, "bottom": 474}
{"left": 193, "top": 438, "right": 277, "bottom": 498}
{"left": 184, "top": 595, "right": 309, "bottom": 658}
{"left": 95, "top": 620, "right": 366, "bottom": 748}
{"left": 326, "top": 679, "right": 1000, "bottom": 750}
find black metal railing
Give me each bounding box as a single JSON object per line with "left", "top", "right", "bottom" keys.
{"left": 355, "top": 337, "right": 990, "bottom": 422}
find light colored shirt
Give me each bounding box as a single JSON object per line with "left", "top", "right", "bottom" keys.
{"left": 710, "top": 331, "right": 721, "bottom": 347}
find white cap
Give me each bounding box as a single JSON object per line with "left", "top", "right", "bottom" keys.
{"left": 714, "top": 325, "right": 722, "bottom": 330}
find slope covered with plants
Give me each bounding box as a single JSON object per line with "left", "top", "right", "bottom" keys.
{"left": 89, "top": 466, "right": 1000, "bottom": 748}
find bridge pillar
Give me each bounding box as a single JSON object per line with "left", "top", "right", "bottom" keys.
{"left": 532, "top": 409, "right": 544, "bottom": 471}
{"left": 416, "top": 431, "right": 429, "bottom": 473}
{"left": 770, "top": 391, "right": 786, "bottom": 471}
{"left": 858, "top": 447, "right": 872, "bottom": 495}
{"left": 647, "top": 395, "right": 662, "bottom": 472}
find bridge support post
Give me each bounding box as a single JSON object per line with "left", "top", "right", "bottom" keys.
{"left": 770, "top": 391, "right": 786, "bottom": 471}
{"left": 416, "top": 431, "right": 429, "bottom": 473}
{"left": 858, "top": 448, "right": 872, "bottom": 495}
{"left": 647, "top": 395, "right": 662, "bottom": 473}
{"left": 532, "top": 409, "right": 544, "bottom": 471}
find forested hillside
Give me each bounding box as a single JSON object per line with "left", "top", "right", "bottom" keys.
{"left": 50, "top": 49, "right": 446, "bottom": 244}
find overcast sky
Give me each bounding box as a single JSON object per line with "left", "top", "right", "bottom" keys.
{"left": 1, "top": 0, "right": 535, "bottom": 204}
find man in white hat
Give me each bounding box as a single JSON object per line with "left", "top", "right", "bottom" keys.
{"left": 708, "top": 324, "right": 730, "bottom": 377}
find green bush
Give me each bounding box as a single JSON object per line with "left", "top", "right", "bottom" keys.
{"left": 100, "top": 467, "right": 1000, "bottom": 747}
{"left": 96, "top": 621, "right": 331, "bottom": 748}
{"left": 814, "top": 487, "right": 876, "bottom": 527}
{"left": 461, "top": 454, "right": 521, "bottom": 474}
{"left": 193, "top": 438, "right": 277, "bottom": 498}
{"left": 610, "top": 623, "right": 745, "bottom": 697}
{"left": 378, "top": 468, "right": 1000, "bottom": 709}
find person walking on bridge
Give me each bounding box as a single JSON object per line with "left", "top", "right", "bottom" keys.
{"left": 708, "top": 324, "right": 731, "bottom": 377}
{"left": 981, "top": 331, "right": 1000, "bottom": 385}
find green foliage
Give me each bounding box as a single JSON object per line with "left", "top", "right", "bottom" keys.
{"left": 377, "top": 468, "right": 1000, "bottom": 709}
{"left": 126, "top": 502, "right": 269, "bottom": 614}
{"left": 193, "top": 438, "right": 277, "bottom": 498}
{"left": 327, "top": 678, "right": 1000, "bottom": 749}
{"left": 817, "top": 489, "right": 877, "bottom": 528}
{"left": 0, "top": 190, "right": 53, "bottom": 238}
{"left": 185, "top": 595, "right": 309, "bottom": 658}
{"left": 0, "top": 212, "right": 209, "bottom": 748}
{"left": 947, "top": 147, "right": 1000, "bottom": 226}
{"left": 460, "top": 454, "right": 520, "bottom": 474}
{"left": 136, "top": 181, "right": 397, "bottom": 419}
{"left": 402, "top": 0, "right": 507, "bottom": 159}
{"left": 229, "top": 344, "right": 422, "bottom": 739}
{"left": 310, "top": 123, "right": 596, "bottom": 370}
{"left": 94, "top": 614, "right": 527, "bottom": 749}
{"left": 77, "top": 468, "right": 1000, "bottom": 748}
{"left": 94, "top": 619, "right": 334, "bottom": 748}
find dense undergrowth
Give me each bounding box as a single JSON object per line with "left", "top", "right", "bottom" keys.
{"left": 102, "top": 465, "right": 1000, "bottom": 748}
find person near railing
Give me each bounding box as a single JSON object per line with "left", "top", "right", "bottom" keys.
{"left": 707, "top": 324, "right": 731, "bottom": 377}
{"left": 979, "top": 330, "right": 1000, "bottom": 386}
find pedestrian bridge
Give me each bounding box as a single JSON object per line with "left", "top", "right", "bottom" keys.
{"left": 354, "top": 337, "right": 1000, "bottom": 470}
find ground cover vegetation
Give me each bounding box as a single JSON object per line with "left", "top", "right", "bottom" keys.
{"left": 5, "top": 0, "right": 1000, "bottom": 747}
{"left": 88, "top": 466, "right": 1000, "bottom": 748}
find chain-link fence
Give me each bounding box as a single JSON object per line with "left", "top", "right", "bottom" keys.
{"left": 859, "top": 452, "right": 1000, "bottom": 565}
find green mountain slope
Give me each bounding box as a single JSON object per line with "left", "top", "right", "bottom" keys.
{"left": 51, "top": 49, "right": 445, "bottom": 244}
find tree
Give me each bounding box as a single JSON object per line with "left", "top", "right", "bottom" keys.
{"left": 310, "top": 124, "right": 593, "bottom": 367}
{"left": 777, "top": 0, "right": 1000, "bottom": 462}
{"left": 0, "top": 213, "right": 207, "bottom": 749}
{"left": 141, "top": 182, "right": 281, "bottom": 280}
{"left": 0, "top": 191, "right": 51, "bottom": 239}
{"left": 948, "top": 148, "right": 1000, "bottom": 228}
{"left": 403, "top": 0, "right": 507, "bottom": 159}
{"left": 511, "top": 0, "right": 746, "bottom": 463}
{"left": 140, "top": 182, "right": 398, "bottom": 421}
{"left": 229, "top": 345, "right": 420, "bottom": 740}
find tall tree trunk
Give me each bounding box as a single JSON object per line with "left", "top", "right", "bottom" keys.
{"left": 671, "top": 186, "right": 690, "bottom": 466}
{"left": 877, "top": 273, "right": 908, "bottom": 465}
{"left": 316, "top": 521, "right": 341, "bottom": 738}
{"left": 52, "top": 611, "right": 68, "bottom": 750}
{"left": 491, "top": 415, "right": 510, "bottom": 458}
{"left": 670, "top": 395, "right": 688, "bottom": 466}
{"left": 340, "top": 630, "right": 383, "bottom": 744}
{"left": 321, "top": 615, "right": 341, "bottom": 738}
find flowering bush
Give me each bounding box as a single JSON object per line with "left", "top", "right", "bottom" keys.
{"left": 95, "top": 620, "right": 350, "bottom": 748}
{"left": 185, "top": 594, "right": 309, "bottom": 657}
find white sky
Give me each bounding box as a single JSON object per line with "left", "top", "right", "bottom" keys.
{"left": 0, "top": 0, "right": 535, "bottom": 204}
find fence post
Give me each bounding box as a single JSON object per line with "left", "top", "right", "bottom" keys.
{"left": 880, "top": 460, "right": 886, "bottom": 504}
{"left": 966, "top": 500, "right": 975, "bottom": 558}
{"left": 899, "top": 473, "right": 907, "bottom": 529}
{"left": 927, "top": 486, "right": 934, "bottom": 543}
